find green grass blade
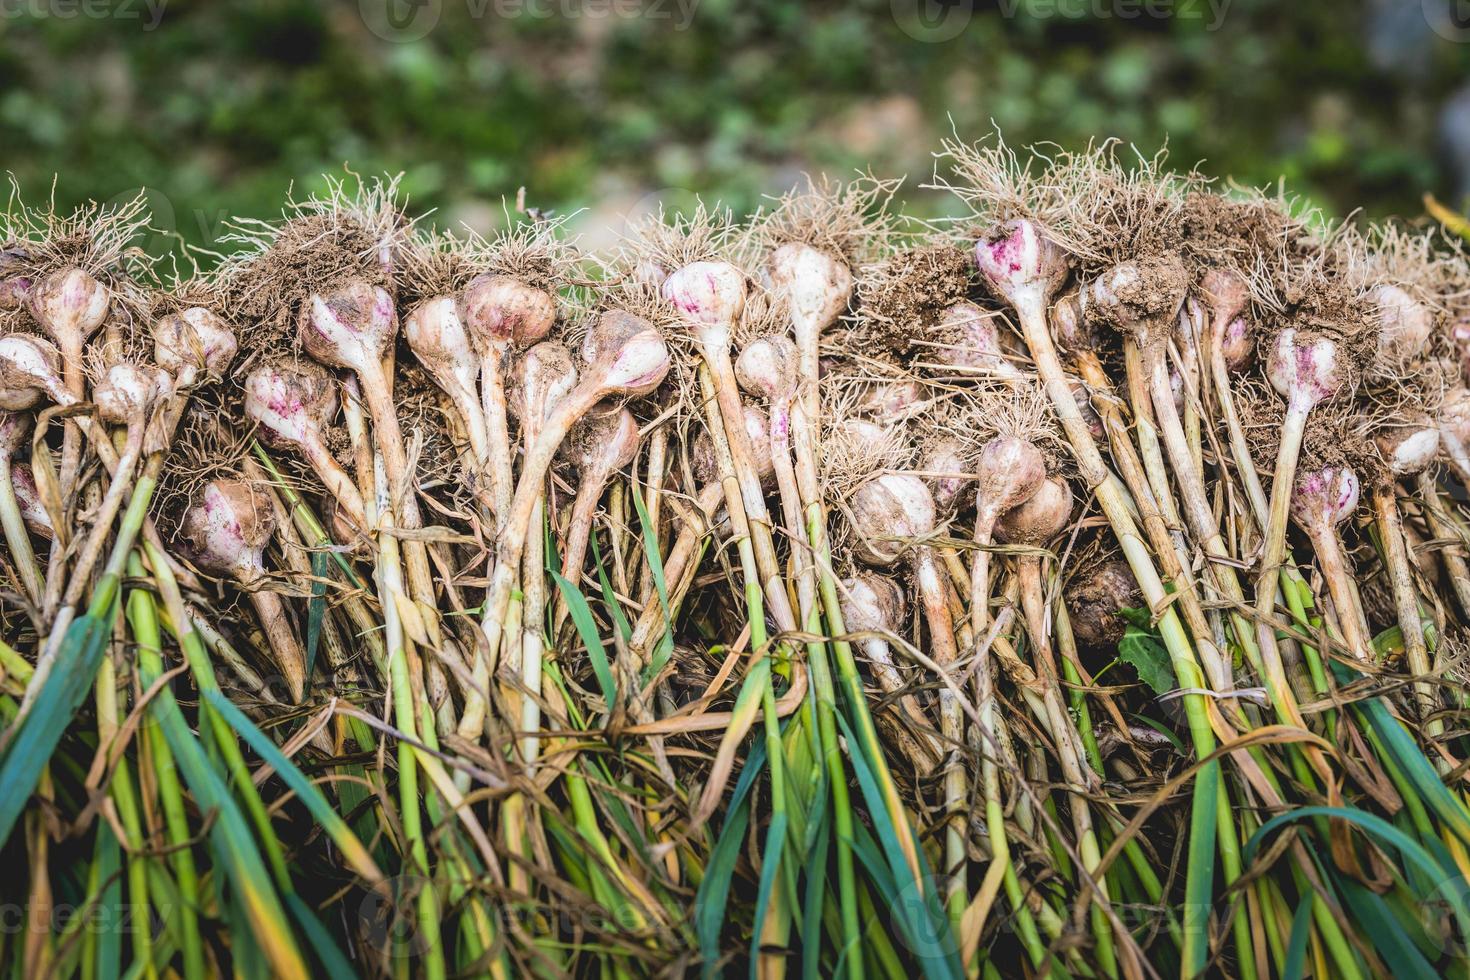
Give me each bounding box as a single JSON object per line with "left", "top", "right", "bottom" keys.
{"left": 304, "top": 549, "right": 330, "bottom": 683}
{"left": 1246, "top": 804, "right": 1470, "bottom": 940}
{"left": 551, "top": 567, "right": 618, "bottom": 710}
{"left": 589, "top": 529, "right": 633, "bottom": 645}
{"left": 0, "top": 605, "right": 114, "bottom": 844}
{"left": 801, "top": 807, "right": 832, "bottom": 980}
{"left": 836, "top": 713, "right": 960, "bottom": 980}
{"left": 94, "top": 820, "right": 123, "bottom": 980}
{"left": 1337, "top": 878, "right": 1438, "bottom": 980}
{"left": 203, "top": 689, "right": 383, "bottom": 886}
{"left": 749, "top": 810, "right": 789, "bottom": 980}
{"left": 1284, "top": 893, "right": 1313, "bottom": 980}
{"left": 286, "top": 892, "right": 357, "bottom": 979}
{"left": 697, "top": 736, "right": 768, "bottom": 979}
{"left": 630, "top": 483, "right": 675, "bottom": 675}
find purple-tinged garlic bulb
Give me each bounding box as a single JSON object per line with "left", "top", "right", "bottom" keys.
{"left": 1375, "top": 423, "right": 1441, "bottom": 478}
{"left": 662, "top": 261, "right": 748, "bottom": 349}
{"left": 153, "top": 308, "right": 238, "bottom": 386}
{"left": 1267, "top": 329, "right": 1345, "bottom": 417}
{"left": 0, "top": 274, "right": 31, "bottom": 311}
{"left": 461, "top": 275, "right": 557, "bottom": 354}
{"left": 974, "top": 219, "right": 1069, "bottom": 313}
{"left": 974, "top": 436, "right": 1046, "bottom": 539}
{"left": 461, "top": 274, "right": 558, "bottom": 520}
{"left": 839, "top": 569, "right": 936, "bottom": 767}
{"left": 1289, "top": 464, "right": 1372, "bottom": 660}
{"left": 1051, "top": 290, "right": 1099, "bottom": 355}
{"left": 0, "top": 335, "right": 71, "bottom": 406}
{"left": 1370, "top": 283, "right": 1434, "bottom": 360}
{"left": 182, "top": 479, "right": 306, "bottom": 701}
{"left": 736, "top": 335, "right": 798, "bottom": 408}
{"left": 582, "top": 309, "right": 655, "bottom": 369}
{"left": 841, "top": 570, "right": 906, "bottom": 639}
{"left": 559, "top": 405, "right": 640, "bottom": 589}
{"left": 995, "top": 477, "right": 1074, "bottom": 548}
{"left": 299, "top": 278, "right": 398, "bottom": 377}
{"left": 851, "top": 474, "right": 936, "bottom": 567}
{"left": 921, "top": 436, "right": 970, "bottom": 518}
{"left": 934, "top": 301, "right": 1022, "bottom": 378}
{"left": 0, "top": 411, "right": 28, "bottom": 457}
{"left": 182, "top": 479, "right": 275, "bottom": 582}
{"left": 970, "top": 435, "right": 1047, "bottom": 635}
{"left": 28, "top": 267, "right": 109, "bottom": 354}
{"left": 1200, "top": 268, "right": 1251, "bottom": 327}
{"left": 580, "top": 325, "right": 671, "bottom": 399}
{"left": 11, "top": 463, "right": 51, "bottom": 539}
{"left": 405, "top": 294, "right": 487, "bottom": 461}
{"left": 1289, "top": 466, "right": 1360, "bottom": 535}
{"left": 244, "top": 364, "right": 366, "bottom": 529}
{"left": 1219, "top": 315, "right": 1254, "bottom": 372}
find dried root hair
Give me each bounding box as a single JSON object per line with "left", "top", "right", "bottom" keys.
{"left": 1247, "top": 224, "right": 1379, "bottom": 387}
{"left": 0, "top": 177, "right": 156, "bottom": 338}
{"left": 748, "top": 172, "right": 901, "bottom": 268}
{"left": 930, "top": 131, "right": 1202, "bottom": 271}
{"left": 620, "top": 200, "right": 746, "bottom": 277}
{"left": 215, "top": 172, "right": 411, "bottom": 362}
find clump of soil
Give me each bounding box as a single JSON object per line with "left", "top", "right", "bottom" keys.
{"left": 853, "top": 242, "right": 973, "bottom": 358}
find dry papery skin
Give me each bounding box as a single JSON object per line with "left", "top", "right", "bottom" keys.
{"left": 749, "top": 172, "right": 901, "bottom": 269}
{"left": 852, "top": 239, "right": 974, "bottom": 359}
{"left": 580, "top": 274, "right": 694, "bottom": 420}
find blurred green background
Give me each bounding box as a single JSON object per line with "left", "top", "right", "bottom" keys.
{"left": 3, "top": 0, "right": 1470, "bottom": 258}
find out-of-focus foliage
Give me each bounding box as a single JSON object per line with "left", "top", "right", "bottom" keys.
{"left": 2, "top": 0, "right": 1469, "bottom": 257}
